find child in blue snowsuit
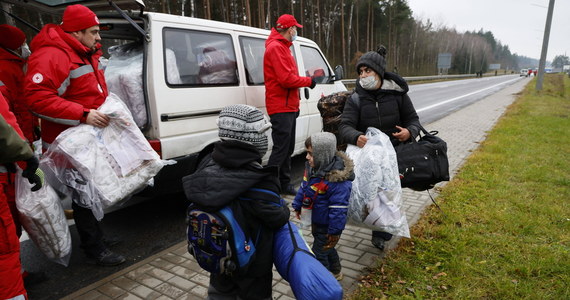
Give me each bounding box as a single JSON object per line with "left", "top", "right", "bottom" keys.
{"left": 292, "top": 132, "right": 354, "bottom": 280}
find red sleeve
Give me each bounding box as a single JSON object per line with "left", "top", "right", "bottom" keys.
{"left": 24, "top": 48, "right": 84, "bottom": 123}
{"left": 0, "top": 92, "right": 25, "bottom": 139}
{"left": 266, "top": 45, "right": 312, "bottom": 89}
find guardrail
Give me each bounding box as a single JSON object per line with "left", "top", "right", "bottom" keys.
{"left": 340, "top": 73, "right": 477, "bottom": 86}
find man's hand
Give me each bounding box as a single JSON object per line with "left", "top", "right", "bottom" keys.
{"left": 22, "top": 156, "right": 44, "bottom": 192}
{"left": 392, "top": 125, "right": 411, "bottom": 142}
{"left": 323, "top": 234, "right": 340, "bottom": 250}
{"left": 86, "top": 109, "right": 110, "bottom": 128}
{"left": 295, "top": 210, "right": 301, "bottom": 220}
{"left": 356, "top": 135, "right": 368, "bottom": 148}
{"left": 309, "top": 79, "right": 317, "bottom": 89}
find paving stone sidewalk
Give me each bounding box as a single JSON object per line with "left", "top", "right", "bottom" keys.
{"left": 62, "top": 78, "right": 528, "bottom": 300}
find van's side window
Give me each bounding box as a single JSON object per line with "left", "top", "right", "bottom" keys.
{"left": 163, "top": 28, "right": 238, "bottom": 86}
{"left": 300, "top": 46, "right": 331, "bottom": 84}
{"left": 239, "top": 36, "right": 265, "bottom": 85}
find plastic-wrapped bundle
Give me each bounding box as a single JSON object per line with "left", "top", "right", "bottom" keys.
{"left": 105, "top": 44, "right": 181, "bottom": 127}
{"left": 273, "top": 222, "right": 343, "bottom": 300}
{"left": 15, "top": 170, "right": 71, "bottom": 266}
{"left": 346, "top": 127, "right": 410, "bottom": 238}
{"left": 105, "top": 43, "right": 146, "bottom": 127}
{"left": 41, "top": 93, "right": 167, "bottom": 220}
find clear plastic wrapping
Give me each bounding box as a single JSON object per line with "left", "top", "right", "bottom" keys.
{"left": 15, "top": 169, "right": 71, "bottom": 266}
{"left": 346, "top": 127, "right": 410, "bottom": 238}
{"left": 40, "top": 93, "right": 168, "bottom": 220}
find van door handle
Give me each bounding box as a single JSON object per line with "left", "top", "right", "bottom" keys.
{"left": 304, "top": 88, "right": 310, "bottom": 99}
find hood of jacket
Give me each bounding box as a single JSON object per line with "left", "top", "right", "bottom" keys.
{"left": 30, "top": 24, "right": 102, "bottom": 59}
{"left": 265, "top": 28, "right": 292, "bottom": 50}
{"left": 310, "top": 151, "right": 355, "bottom": 182}
{"left": 355, "top": 71, "right": 408, "bottom": 97}
{"left": 183, "top": 140, "right": 278, "bottom": 211}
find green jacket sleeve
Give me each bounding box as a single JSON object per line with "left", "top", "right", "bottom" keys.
{"left": 0, "top": 114, "right": 34, "bottom": 164}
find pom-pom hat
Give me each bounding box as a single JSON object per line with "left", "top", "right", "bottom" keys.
{"left": 61, "top": 4, "right": 100, "bottom": 32}
{"left": 217, "top": 104, "right": 272, "bottom": 156}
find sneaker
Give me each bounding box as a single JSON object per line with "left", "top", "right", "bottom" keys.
{"left": 282, "top": 184, "right": 297, "bottom": 196}
{"left": 333, "top": 272, "right": 344, "bottom": 281}
{"left": 88, "top": 249, "right": 126, "bottom": 266}
{"left": 371, "top": 236, "right": 385, "bottom": 251}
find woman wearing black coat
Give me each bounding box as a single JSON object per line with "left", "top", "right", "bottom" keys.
{"left": 339, "top": 46, "right": 420, "bottom": 250}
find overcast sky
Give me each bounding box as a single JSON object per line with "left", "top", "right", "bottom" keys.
{"left": 406, "top": 0, "right": 569, "bottom": 62}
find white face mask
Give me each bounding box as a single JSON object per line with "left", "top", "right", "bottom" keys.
{"left": 21, "top": 43, "right": 31, "bottom": 59}
{"left": 360, "top": 75, "right": 379, "bottom": 90}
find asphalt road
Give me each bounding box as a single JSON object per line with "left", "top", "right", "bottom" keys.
{"left": 20, "top": 75, "right": 525, "bottom": 299}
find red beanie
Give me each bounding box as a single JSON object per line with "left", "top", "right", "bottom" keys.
{"left": 0, "top": 24, "right": 26, "bottom": 50}
{"left": 60, "top": 4, "right": 99, "bottom": 32}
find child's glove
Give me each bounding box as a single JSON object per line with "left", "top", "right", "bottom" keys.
{"left": 323, "top": 234, "right": 340, "bottom": 250}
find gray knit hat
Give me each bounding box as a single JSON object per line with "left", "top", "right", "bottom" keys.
{"left": 310, "top": 132, "right": 337, "bottom": 172}
{"left": 356, "top": 45, "right": 387, "bottom": 79}
{"left": 217, "top": 104, "right": 271, "bottom": 156}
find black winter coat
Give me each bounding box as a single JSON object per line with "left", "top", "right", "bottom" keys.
{"left": 182, "top": 140, "right": 290, "bottom": 277}
{"left": 339, "top": 72, "right": 420, "bottom": 146}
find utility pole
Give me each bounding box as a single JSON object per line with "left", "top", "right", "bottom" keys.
{"left": 536, "top": 0, "right": 555, "bottom": 91}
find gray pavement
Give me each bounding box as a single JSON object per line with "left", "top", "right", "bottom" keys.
{"left": 61, "top": 78, "right": 529, "bottom": 300}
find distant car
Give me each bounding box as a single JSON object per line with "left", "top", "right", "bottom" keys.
{"left": 520, "top": 69, "right": 528, "bottom": 77}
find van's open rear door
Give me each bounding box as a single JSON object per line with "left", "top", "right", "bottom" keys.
{"left": 1, "top": 0, "right": 143, "bottom": 15}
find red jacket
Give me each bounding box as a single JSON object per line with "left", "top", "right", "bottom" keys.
{"left": 0, "top": 47, "right": 38, "bottom": 142}
{"left": 24, "top": 24, "right": 108, "bottom": 145}
{"left": 0, "top": 92, "right": 27, "bottom": 300}
{"left": 263, "top": 28, "right": 312, "bottom": 116}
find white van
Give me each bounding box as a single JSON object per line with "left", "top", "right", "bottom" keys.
{"left": 2, "top": 0, "right": 347, "bottom": 194}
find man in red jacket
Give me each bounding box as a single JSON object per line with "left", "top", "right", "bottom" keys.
{"left": 0, "top": 24, "right": 38, "bottom": 144}
{"left": 24, "top": 4, "right": 125, "bottom": 266}
{"left": 264, "top": 14, "right": 315, "bottom": 195}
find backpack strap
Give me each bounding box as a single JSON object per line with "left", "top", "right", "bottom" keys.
{"left": 285, "top": 221, "right": 315, "bottom": 278}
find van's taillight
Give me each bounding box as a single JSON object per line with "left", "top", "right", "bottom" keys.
{"left": 148, "top": 139, "right": 162, "bottom": 158}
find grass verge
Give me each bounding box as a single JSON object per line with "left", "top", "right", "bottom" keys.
{"left": 348, "top": 74, "right": 570, "bottom": 299}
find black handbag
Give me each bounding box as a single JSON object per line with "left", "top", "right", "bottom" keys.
{"left": 394, "top": 125, "right": 450, "bottom": 191}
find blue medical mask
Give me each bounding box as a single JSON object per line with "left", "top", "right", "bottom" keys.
{"left": 291, "top": 29, "right": 298, "bottom": 42}
{"left": 360, "top": 75, "right": 379, "bottom": 90}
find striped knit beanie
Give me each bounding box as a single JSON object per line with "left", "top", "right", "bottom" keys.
{"left": 217, "top": 104, "right": 271, "bottom": 156}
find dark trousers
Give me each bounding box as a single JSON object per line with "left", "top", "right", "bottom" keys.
{"left": 312, "top": 226, "right": 341, "bottom": 274}
{"left": 72, "top": 201, "right": 106, "bottom": 257}
{"left": 372, "top": 230, "right": 393, "bottom": 241}
{"left": 208, "top": 272, "right": 272, "bottom": 300}
{"left": 268, "top": 112, "right": 298, "bottom": 189}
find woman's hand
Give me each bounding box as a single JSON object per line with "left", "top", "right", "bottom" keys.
{"left": 357, "top": 135, "right": 368, "bottom": 148}
{"left": 392, "top": 126, "right": 411, "bottom": 142}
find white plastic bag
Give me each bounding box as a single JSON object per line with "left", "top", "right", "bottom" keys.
{"left": 40, "top": 93, "right": 167, "bottom": 220}
{"left": 346, "top": 127, "right": 410, "bottom": 238}
{"left": 15, "top": 169, "right": 71, "bottom": 266}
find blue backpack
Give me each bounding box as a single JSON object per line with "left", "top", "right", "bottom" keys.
{"left": 186, "top": 201, "right": 258, "bottom": 275}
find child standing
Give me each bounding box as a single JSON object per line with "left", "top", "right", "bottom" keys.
{"left": 292, "top": 132, "right": 354, "bottom": 280}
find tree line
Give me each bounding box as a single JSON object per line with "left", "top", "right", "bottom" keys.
{"left": 3, "top": 0, "right": 534, "bottom": 77}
